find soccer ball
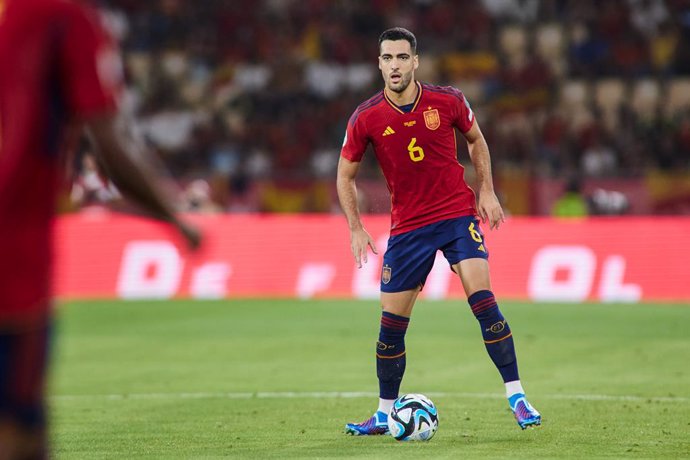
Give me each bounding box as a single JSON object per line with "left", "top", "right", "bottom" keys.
{"left": 387, "top": 393, "right": 438, "bottom": 441}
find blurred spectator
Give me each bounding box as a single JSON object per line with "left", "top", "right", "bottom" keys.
{"left": 629, "top": 0, "right": 669, "bottom": 38}
{"left": 580, "top": 135, "right": 619, "bottom": 177}
{"left": 552, "top": 177, "right": 589, "bottom": 217}
{"left": 589, "top": 188, "right": 631, "bottom": 215}
{"left": 568, "top": 22, "right": 609, "bottom": 77}
{"left": 71, "top": 153, "right": 121, "bottom": 208}
{"left": 180, "top": 179, "right": 222, "bottom": 213}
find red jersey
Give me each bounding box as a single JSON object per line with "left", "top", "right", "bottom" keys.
{"left": 341, "top": 81, "right": 477, "bottom": 236}
{"left": 0, "top": 0, "right": 118, "bottom": 327}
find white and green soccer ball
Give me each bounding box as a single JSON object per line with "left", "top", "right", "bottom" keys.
{"left": 387, "top": 393, "right": 439, "bottom": 441}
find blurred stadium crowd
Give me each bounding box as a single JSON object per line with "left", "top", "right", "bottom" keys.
{"left": 73, "top": 0, "right": 690, "bottom": 214}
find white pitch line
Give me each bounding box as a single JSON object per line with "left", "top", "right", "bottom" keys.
{"left": 50, "top": 391, "right": 689, "bottom": 403}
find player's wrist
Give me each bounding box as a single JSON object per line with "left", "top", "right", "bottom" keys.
{"left": 478, "top": 184, "right": 495, "bottom": 193}
{"left": 348, "top": 221, "right": 364, "bottom": 232}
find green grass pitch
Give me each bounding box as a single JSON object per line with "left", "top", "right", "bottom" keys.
{"left": 50, "top": 299, "right": 690, "bottom": 458}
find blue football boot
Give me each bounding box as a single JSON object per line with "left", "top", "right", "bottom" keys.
{"left": 509, "top": 393, "right": 542, "bottom": 429}
{"left": 344, "top": 410, "right": 390, "bottom": 436}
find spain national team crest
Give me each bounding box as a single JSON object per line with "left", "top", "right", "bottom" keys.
{"left": 423, "top": 108, "right": 441, "bottom": 130}
{"left": 382, "top": 264, "right": 392, "bottom": 284}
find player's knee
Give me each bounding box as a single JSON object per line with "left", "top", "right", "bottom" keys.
{"left": 377, "top": 311, "right": 409, "bottom": 355}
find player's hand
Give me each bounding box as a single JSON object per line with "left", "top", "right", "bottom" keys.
{"left": 174, "top": 219, "right": 203, "bottom": 250}
{"left": 478, "top": 191, "right": 505, "bottom": 230}
{"left": 350, "top": 227, "right": 378, "bottom": 268}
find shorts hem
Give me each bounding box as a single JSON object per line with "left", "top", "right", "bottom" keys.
{"left": 380, "top": 283, "right": 425, "bottom": 293}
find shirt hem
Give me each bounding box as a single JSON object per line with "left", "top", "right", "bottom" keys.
{"left": 389, "top": 210, "right": 477, "bottom": 236}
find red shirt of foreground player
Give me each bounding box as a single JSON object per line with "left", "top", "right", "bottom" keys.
{"left": 0, "top": 0, "right": 118, "bottom": 327}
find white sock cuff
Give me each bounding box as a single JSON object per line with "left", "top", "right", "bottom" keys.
{"left": 378, "top": 398, "right": 395, "bottom": 414}
{"left": 505, "top": 380, "right": 525, "bottom": 398}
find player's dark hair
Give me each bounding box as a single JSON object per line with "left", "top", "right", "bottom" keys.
{"left": 378, "top": 27, "right": 417, "bottom": 54}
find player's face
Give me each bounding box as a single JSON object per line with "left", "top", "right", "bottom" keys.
{"left": 379, "top": 40, "right": 418, "bottom": 94}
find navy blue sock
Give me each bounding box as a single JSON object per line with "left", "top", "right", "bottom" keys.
{"left": 468, "top": 290, "right": 519, "bottom": 383}
{"left": 376, "top": 311, "right": 410, "bottom": 400}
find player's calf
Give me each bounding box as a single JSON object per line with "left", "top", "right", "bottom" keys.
{"left": 376, "top": 311, "right": 409, "bottom": 400}
{"left": 467, "top": 290, "right": 518, "bottom": 382}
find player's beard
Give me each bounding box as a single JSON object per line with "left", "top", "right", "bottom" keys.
{"left": 387, "top": 71, "right": 413, "bottom": 94}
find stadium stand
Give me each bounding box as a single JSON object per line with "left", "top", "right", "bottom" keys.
{"left": 76, "top": 0, "right": 690, "bottom": 215}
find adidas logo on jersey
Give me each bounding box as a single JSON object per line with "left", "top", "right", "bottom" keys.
{"left": 382, "top": 126, "right": 395, "bottom": 136}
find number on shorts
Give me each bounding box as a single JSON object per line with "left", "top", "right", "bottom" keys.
{"left": 468, "top": 222, "right": 483, "bottom": 243}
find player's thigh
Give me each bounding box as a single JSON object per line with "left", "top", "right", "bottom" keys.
{"left": 381, "top": 230, "right": 437, "bottom": 295}
{"left": 381, "top": 288, "right": 421, "bottom": 318}
{"left": 452, "top": 258, "right": 492, "bottom": 297}
{"left": 440, "top": 216, "right": 489, "bottom": 265}
{"left": 440, "top": 216, "right": 491, "bottom": 296}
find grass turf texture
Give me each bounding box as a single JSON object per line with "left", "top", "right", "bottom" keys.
{"left": 50, "top": 299, "right": 690, "bottom": 458}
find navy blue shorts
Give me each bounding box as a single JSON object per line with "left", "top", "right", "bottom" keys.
{"left": 0, "top": 322, "right": 50, "bottom": 430}
{"left": 381, "top": 216, "right": 489, "bottom": 293}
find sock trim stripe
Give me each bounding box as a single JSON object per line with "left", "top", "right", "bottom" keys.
{"left": 381, "top": 318, "right": 409, "bottom": 330}
{"left": 472, "top": 302, "right": 498, "bottom": 315}
{"left": 381, "top": 311, "right": 410, "bottom": 321}
{"left": 376, "top": 351, "right": 406, "bottom": 359}
{"left": 470, "top": 299, "right": 496, "bottom": 313}
{"left": 470, "top": 297, "right": 495, "bottom": 310}
{"left": 483, "top": 332, "right": 512, "bottom": 344}
{"left": 381, "top": 315, "right": 409, "bottom": 323}
{"left": 468, "top": 290, "right": 494, "bottom": 304}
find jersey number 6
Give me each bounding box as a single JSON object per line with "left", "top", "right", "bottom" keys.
{"left": 407, "top": 137, "right": 425, "bottom": 162}
{"left": 468, "top": 222, "right": 483, "bottom": 243}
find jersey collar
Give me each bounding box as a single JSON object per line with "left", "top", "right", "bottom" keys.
{"left": 384, "top": 81, "right": 423, "bottom": 114}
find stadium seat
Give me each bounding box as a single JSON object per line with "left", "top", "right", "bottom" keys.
{"left": 454, "top": 79, "right": 485, "bottom": 104}
{"left": 559, "top": 80, "right": 590, "bottom": 113}
{"left": 595, "top": 79, "right": 626, "bottom": 112}
{"left": 631, "top": 79, "right": 661, "bottom": 119}
{"left": 665, "top": 78, "right": 690, "bottom": 116}
{"left": 499, "top": 26, "right": 527, "bottom": 65}
{"left": 536, "top": 24, "right": 566, "bottom": 76}
{"left": 595, "top": 79, "right": 627, "bottom": 130}
{"left": 558, "top": 80, "right": 594, "bottom": 132}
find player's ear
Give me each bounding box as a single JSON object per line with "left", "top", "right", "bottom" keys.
{"left": 378, "top": 56, "right": 382, "bottom": 70}
{"left": 413, "top": 55, "right": 419, "bottom": 70}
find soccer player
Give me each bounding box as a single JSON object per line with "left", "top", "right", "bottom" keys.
{"left": 0, "top": 0, "right": 200, "bottom": 457}
{"left": 337, "top": 27, "right": 541, "bottom": 435}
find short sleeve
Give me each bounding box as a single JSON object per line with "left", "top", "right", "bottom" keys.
{"left": 340, "top": 111, "right": 369, "bottom": 162}
{"left": 58, "top": 4, "right": 120, "bottom": 117}
{"left": 452, "top": 89, "right": 475, "bottom": 134}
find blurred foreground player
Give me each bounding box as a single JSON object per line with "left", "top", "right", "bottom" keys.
{"left": 337, "top": 27, "right": 540, "bottom": 435}
{"left": 0, "top": 0, "right": 200, "bottom": 457}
